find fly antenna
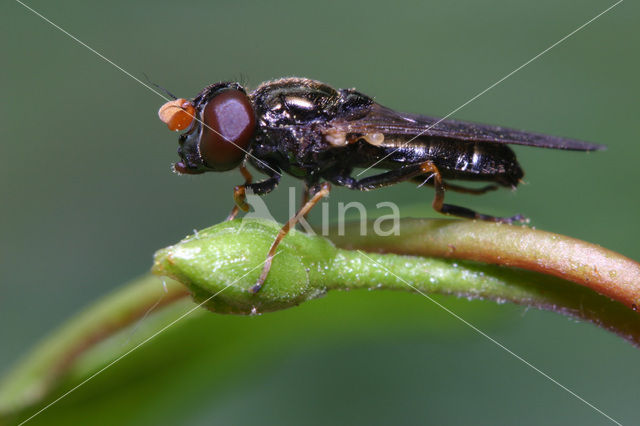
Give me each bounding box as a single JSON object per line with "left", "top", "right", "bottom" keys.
{"left": 143, "top": 73, "right": 178, "bottom": 100}
{"left": 238, "top": 72, "right": 249, "bottom": 87}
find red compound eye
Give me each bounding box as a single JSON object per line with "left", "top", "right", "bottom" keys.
{"left": 199, "top": 89, "right": 255, "bottom": 171}
{"left": 158, "top": 99, "right": 196, "bottom": 131}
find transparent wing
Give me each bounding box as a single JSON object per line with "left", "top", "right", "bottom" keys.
{"left": 329, "top": 103, "right": 605, "bottom": 151}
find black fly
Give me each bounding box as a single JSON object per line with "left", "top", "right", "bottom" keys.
{"left": 158, "top": 77, "right": 605, "bottom": 292}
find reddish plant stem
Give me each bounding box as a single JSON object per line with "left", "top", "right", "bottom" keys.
{"left": 328, "top": 219, "right": 640, "bottom": 312}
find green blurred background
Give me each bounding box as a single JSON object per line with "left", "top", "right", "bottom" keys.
{"left": 2, "top": 0, "right": 639, "bottom": 424}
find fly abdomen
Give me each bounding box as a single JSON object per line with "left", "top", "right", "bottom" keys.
{"left": 439, "top": 141, "right": 523, "bottom": 187}
{"left": 363, "top": 137, "right": 523, "bottom": 187}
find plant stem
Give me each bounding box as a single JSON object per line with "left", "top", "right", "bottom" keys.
{"left": 3, "top": 217, "right": 640, "bottom": 419}
{"left": 0, "top": 275, "right": 188, "bottom": 416}
{"left": 328, "top": 219, "right": 640, "bottom": 312}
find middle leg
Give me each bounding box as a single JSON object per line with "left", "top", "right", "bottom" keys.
{"left": 250, "top": 182, "right": 331, "bottom": 293}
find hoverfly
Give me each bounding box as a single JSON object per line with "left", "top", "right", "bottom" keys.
{"left": 158, "top": 77, "right": 605, "bottom": 292}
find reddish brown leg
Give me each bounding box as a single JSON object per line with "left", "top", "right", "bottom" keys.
{"left": 328, "top": 162, "right": 523, "bottom": 223}
{"left": 226, "top": 165, "right": 253, "bottom": 221}
{"left": 227, "top": 206, "right": 240, "bottom": 221}
{"left": 419, "top": 162, "right": 524, "bottom": 223}
{"left": 250, "top": 182, "right": 331, "bottom": 293}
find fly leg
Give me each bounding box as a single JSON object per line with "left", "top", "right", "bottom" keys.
{"left": 226, "top": 167, "right": 280, "bottom": 221}
{"left": 444, "top": 182, "right": 498, "bottom": 195}
{"left": 411, "top": 177, "right": 499, "bottom": 195}
{"left": 327, "top": 164, "right": 427, "bottom": 190}
{"left": 417, "top": 162, "right": 525, "bottom": 223}
{"left": 250, "top": 182, "right": 331, "bottom": 293}
{"left": 227, "top": 165, "right": 253, "bottom": 220}
{"left": 327, "top": 162, "right": 524, "bottom": 223}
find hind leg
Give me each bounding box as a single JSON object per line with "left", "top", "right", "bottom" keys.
{"left": 327, "top": 162, "right": 525, "bottom": 223}
{"left": 411, "top": 176, "right": 499, "bottom": 195}
{"left": 417, "top": 163, "right": 525, "bottom": 223}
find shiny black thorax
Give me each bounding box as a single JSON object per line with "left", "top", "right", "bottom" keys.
{"left": 248, "top": 79, "right": 371, "bottom": 178}
{"left": 246, "top": 78, "right": 523, "bottom": 187}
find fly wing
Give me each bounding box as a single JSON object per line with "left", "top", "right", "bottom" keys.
{"left": 329, "top": 103, "right": 605, "bottom": 151}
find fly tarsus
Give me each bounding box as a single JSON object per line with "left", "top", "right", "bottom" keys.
{"left": 440, "top": 204, "right": 528, "bottom": 224}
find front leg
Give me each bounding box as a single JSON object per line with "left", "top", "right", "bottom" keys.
{"left": 227, "top": 166, "right": 280, "bottom": 220}
{"left": 227, "top": 165, "right": 252, "bottom": 220}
